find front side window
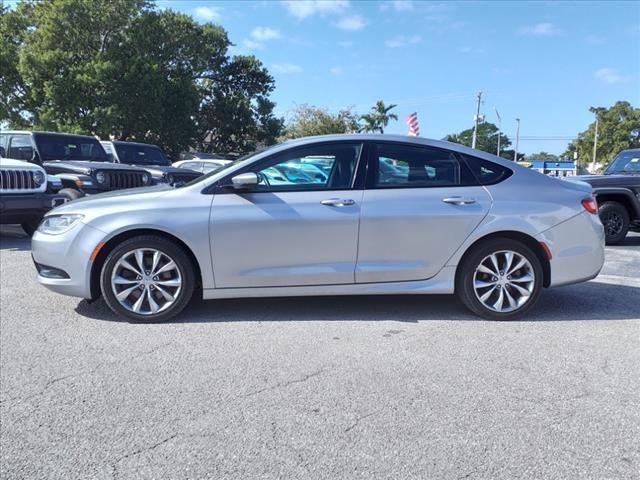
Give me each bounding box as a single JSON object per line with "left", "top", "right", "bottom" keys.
{"left": 8, "top": 135, "right": 34, "bottom": 161}
{"left": 253, "top": 143, "right": 362, "bottom": 191}
{"left": 371, "top": 143, "right": 476, "bottom": 188}
{"left": 114, "top": 144, "right": 170, "bottom": 166}
{"left": 34, "top": 134, "right": 109, "bottom": 162}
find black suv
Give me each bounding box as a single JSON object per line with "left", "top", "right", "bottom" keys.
{"left": 101, "top": 141, "right": 202, "bottom": 185}
{"left": 0, "top": 131, "right": 152, "bottom": 199}
{"left": 576, "top": 148, "right": 640, "bottom": 245}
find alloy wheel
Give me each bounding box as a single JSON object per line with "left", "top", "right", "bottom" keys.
{"left": 602, "top": 212, "right": 624, "bottom": 237}
{"left": 110, "top": 248, "right": 182, "bottom": 315}
{"left": 473, "top": 250, "right": 535, "bottom": 313}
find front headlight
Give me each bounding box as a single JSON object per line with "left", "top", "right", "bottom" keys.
{"left": 96, "top": 171, "right": 106, "bottom": 184}
{"left": 142, "top": 173, "right": 150, "bottom": 185}
{"left": 37, "top": 214, "right": 84, "bottom": 235}
{"left": 33, "top": 170, "right": 45, "bottom": 186}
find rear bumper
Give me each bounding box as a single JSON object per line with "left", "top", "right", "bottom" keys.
{"left": 0, "top": 193, "right": 67, "bottom": 223}
{"left": 537, "top": 211, "right": 605, "bottom": 287}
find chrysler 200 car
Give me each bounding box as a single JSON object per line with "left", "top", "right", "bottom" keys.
{"left": 31, "top": 135, "right": 605, "bottom": 322}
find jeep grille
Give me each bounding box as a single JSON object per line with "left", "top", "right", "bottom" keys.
{"left": 0, "top": 169, "right": 39, "bottom": 191}
{"left": 104, "top": 171, "right": 146, "bottom": 189}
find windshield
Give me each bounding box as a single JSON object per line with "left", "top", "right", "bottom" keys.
{"left": 34, "top": 133, "right": 109, "bottom": 162}
{"left": 181, "top": 144, "right": 279, "bottom": 187}
{"left": 194, "top": 152, "right": 226, "bottom": 160}
{"left": 115, "top": 144, "right": 170, "bottom": 166}
{"left": 605, "top": 150, "right": 640, "bottom": 174}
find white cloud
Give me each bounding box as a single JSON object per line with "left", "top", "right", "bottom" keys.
{"left": 330, "top": 66, "right": 344, "bottom": 75}
{"left": 251, "top": 26, "right": 281, "bottom": 41}
{"left": 334, "top": 15, "right": 367, "bottom": 31}
{"left": 193, "top": 6, "right": 221, "bottom": 21}
{"left": 272, "top": 63, "right": 303, "bottom": 74}
{"left": 518, "top": 22, "right": 563, "bottom": 36}
{"left": 594, "top": 68, "right": 632, "bottom": 84}
{"left": 281, "top": 0, "right": 349, "bottom": 19}
{"left": 385, "top": 34, "right": 422, "bottom": 48}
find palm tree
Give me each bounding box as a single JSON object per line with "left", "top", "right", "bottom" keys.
{"left": 359, "top": 100, "right": 398, "bottom": 133}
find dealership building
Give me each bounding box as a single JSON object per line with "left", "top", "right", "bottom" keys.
{"left": 517, "top": 160, "right": 578, "bottom": 177}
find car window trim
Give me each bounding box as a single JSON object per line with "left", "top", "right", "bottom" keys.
{"left": 364, "top": 140, "right": 481, "bottom": 190}
{"left": 208, "top": 140, "right": 367, "bottom": 194}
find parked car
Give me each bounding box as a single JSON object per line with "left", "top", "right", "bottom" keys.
{"left": 0, "top": 131, "right": 152, "bottom": 199}
{"left": 31, "top": 134, "right": 604, "bottom": 322}
{"left": 572, "top": 148, "right": 640, "bottom": 245}
{"left": 174, "top": 158, "right": 233, "bottom": 175}
{"left": 0, "top": 157, "right": 68, "bottom": 235}
{"left": 101, "top": 141, "right": 202, "bottom": 185}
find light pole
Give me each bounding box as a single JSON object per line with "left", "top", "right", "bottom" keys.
{"left": 471, "top": 91, "right": 483, "bottom": 149}
{"left": 592, "top": 114, "right": 599, "bottom": 165}
{"left": 495, "top": 107, "right": 502, "bottom": 157}
{"left": 514, "top": 118, "right": 521, "bottom": 162}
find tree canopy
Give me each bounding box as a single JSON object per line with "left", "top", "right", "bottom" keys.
{"left": 0, "top": 0, "right": 283, "bottom": 157}
{"left": 526, "top": 152, "right": 559, "bottom": 161}
{"left": 563, "top": 101, "right": 640, "bottom": 167}
{"left": 359, "top": 100, "right": 398, "bottom": 134}
{"left": 281, "top": 104, "right": 359, "bottom": 140}
{"left": 445, "top": 122, "right": 515, "bottom": 159}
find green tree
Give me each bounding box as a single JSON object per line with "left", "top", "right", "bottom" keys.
{"left": 445, "top": 122, "right": 513, "bottom": 158}
{"left": 564, "top": 101, "right": 640, "bottom": 167}
{"left": 359, "top": 100, "right": 397, "bottom": 133}
{"left": 281, "top": 104, "right": 359, "bottom": 139}
{"left": 1, "top": 0, "right": 283, "bottom": 157}
{"left": 527, "top": 151, "right": 559, "bottom": 161}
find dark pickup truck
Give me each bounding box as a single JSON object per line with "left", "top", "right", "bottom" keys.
{"left": 575, "top": 148, "right": 640, "bottom": 245}
{"left": 0, "top": 131, "right": 152, "bottom": 199}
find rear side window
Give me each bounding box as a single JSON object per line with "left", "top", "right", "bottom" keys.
{"left": 370, "top": 143, "right": 477, "bottom": 188}
{"left": 460, "top": 154, "right": 513, "bottom": 185}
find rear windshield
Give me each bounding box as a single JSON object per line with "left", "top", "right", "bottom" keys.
{"left": 34, "top": 133, "right": 109, "bottom": 162}
{"left": 115, "top": 144, "right": 170, "bottom": 166}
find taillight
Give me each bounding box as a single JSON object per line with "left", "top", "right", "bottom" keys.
{"left": 581, "top": 196, "right": 598, "bottom": 214}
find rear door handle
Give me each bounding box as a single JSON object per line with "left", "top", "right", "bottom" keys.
{"left": 442, "top": 196, "right": 476, "bottom": 205}
{"left": 321, "top": 198, "right": 355, "bottom": 207}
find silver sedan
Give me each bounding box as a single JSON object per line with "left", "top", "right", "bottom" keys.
{"left": 31, "top": 135, "right": 605, "bottom": 321}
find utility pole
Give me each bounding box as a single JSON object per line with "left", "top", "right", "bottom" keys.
{"left": 514, "top": 118, "right": 521, "bottom": 162}
{"left": 495, "top": 107, "right": 502, "bottom": 157}
{"left": 471, "top": 91, "right": 483, "bottom": 149}
{"left": 592, "top": 115, "right": 599, "bottom": 165}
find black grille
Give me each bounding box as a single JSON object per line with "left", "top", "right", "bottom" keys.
{"left": 103, "top": 171, "right": 146, "bottom": 189}
{"left": 0, "top": 169, "right": 37, "bottom": 190}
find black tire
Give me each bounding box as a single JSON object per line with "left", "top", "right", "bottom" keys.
{"left": 58, "top": 188, "right": 83, "bottom": 202}
{"left": 100, "top": 235, "right": 196, "bottom": 323}
{"left": 456, "top": 238, "right": 544, "bottom": 320}
{"left": 598, "top": 201, "right": 629, "bottom": 245}
{"left": 21, "top": 219, "right": 41, "bottom": 236}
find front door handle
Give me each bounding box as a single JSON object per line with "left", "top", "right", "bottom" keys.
{"left": 321, "top": 198, "right": 355, "bottom": 207}
{"left": 442, "top": 196, "right": 476, "bottom": 205}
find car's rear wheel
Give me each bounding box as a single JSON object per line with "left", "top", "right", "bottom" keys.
{"left": 598, "top": 201, "right": 629, "bottom": 245}
{"left": 21, "top": 219, "right": 41, "bottom": 236}
{"left": 456, "top": 238, "right": 543, "bottom": 320}
{"left": 100, "top": 235, "right": 195, "bottom": 322}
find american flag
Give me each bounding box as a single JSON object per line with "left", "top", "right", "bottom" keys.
{"left": 406, "top": 112, "right": 419, "bottom": 136}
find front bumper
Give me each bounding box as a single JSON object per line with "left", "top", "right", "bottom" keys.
{"left": 31, "top": 221, "right": 107, "bottom": 299}
{"left": 0, "top": 193, "right": 67, "bottom": 223}
{"left": 537, "top": 211, "right": 605, "bottom": 287}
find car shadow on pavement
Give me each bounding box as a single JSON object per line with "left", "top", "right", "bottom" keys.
{"left": 0, "top": 225, "right": 31, "bottom": 252}
{"left": 75, "top": 279, "right": 640, "bottom": 324}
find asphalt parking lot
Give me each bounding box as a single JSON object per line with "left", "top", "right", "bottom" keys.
{"left": 1, "top": 225, "right": 639, "bottom": 480}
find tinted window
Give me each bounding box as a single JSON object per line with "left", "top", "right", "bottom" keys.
{"left": 461, "top": 154, "right": 513, "bottom": 185}
{"left": 114, "top": 144, "right": 170, "bottom": 166}
{"left": 34, "top": 134, "right": 108, "bottom": 162}
{"left": 254, "top": 143, "right": 362, "bottom": 191}
{"left": 8, "top": 135, "right": 34, "bottom": 161}
{"left": 371, "top": 143, "right": 476, "bottom": 188}
{"left": 605, "top": 150, "right": 640, "bottom": 173}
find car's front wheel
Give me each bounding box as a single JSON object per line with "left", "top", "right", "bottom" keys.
{"left": 456, "top": 238, "right": 543, "bottom": 320}
{"left": 100, "top": 235, "right": 196, "bottom": 322}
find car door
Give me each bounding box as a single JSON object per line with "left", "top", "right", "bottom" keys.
{"left": 210, "top": 141, "right": 365, "bottom": 288}
{"left": 356, "top": 142, "right": 492, "bottom": 283}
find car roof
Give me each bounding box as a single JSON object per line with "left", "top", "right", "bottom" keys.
{"left": 0, "top": 130, "right": 100, "bottom": 141}
{"left": 104, "top": 140, "right": 161, "bottom": 149}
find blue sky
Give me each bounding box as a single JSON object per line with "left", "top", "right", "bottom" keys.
{"left": 159, "top": 0, "right": 639, "bottom": 154}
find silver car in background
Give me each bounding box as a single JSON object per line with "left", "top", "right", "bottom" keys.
{"left": 31, "top": 135, "right": 605, "bottom": 322}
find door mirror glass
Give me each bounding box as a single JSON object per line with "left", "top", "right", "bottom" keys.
{"left": 231, "top": 172, "right": 259, "bottom": 189}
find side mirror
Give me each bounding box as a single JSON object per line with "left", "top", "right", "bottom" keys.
{"left": 230, "top": 172, "right": 259, "bottom": 190}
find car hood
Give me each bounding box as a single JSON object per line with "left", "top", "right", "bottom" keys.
{"left": 43, "top": 160, "right": 148, "bottom": 174}
{"left": 50, "top": 185, "right": 173, "bottom": 216}
{"left": 127, "top": 164, "right": 200, "bottom": 177}
{"left": 574, "top": 174, "right": 640, "bottom": 188}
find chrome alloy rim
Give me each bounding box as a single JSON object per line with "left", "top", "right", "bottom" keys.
{"left": 473, "top": 250, "right": 535, "bottom": 313}
{"left": 111, "top": 248, "right": 182, "bottom": 315}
